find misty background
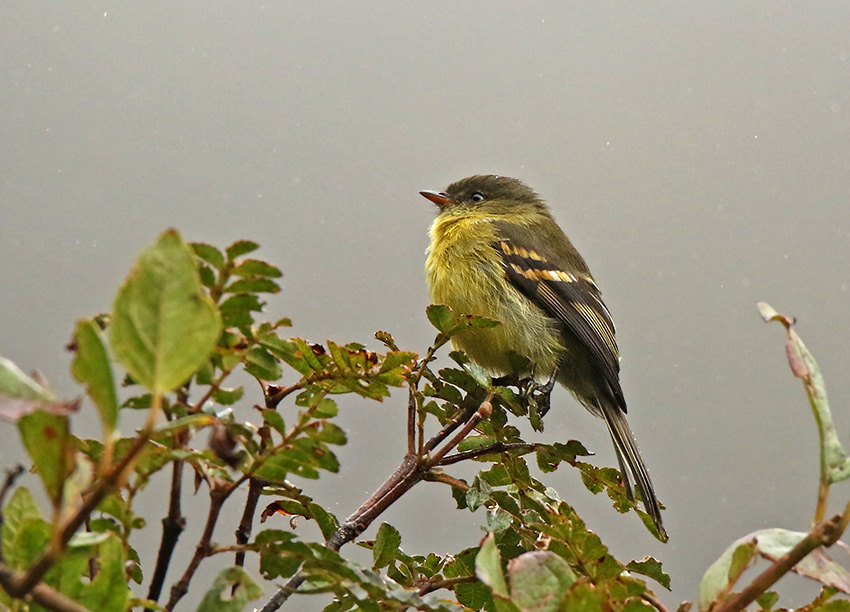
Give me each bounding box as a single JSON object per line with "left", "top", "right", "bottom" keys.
{"left": 2, "top": 2, "right": 850, "bottom": 609}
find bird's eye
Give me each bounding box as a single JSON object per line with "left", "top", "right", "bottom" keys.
{"left": 471, "top": 192, "right": 485, "bottom": 203}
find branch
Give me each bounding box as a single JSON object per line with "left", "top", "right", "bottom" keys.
{"left": 711, "top": 512, "right": 846, "bottom": 612}
{"left": 437, "top": 442, "right": 541, "bottom": 467}
{"left": 258, "top": 393, "right": 493, "bottom": 612}
{"left": 145, "top": 459, "right": 186, "bottom": 610}
{"left": 11, "top": 430, "right": 152, "bottom": 598}
{"left": 0, "top": 563, "right": 94, "bottom": 612}
{"left": 163, "top": 487, "right": 227, "bottom": 611}
{"left": 233, "top": 477, "right": 265, "bottom": 593}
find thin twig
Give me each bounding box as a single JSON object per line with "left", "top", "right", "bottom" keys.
{"left": 164, "top": 487, "right": 227, "bottom": 611}
{"left": 641, "top": 590, "right": 670, "bottom": 612}
{"left": 417, "top": 574, "right": 478, "bottom": 596}
{"left": 232, "top": 478, "right": 265, "bottom": 594}
{"left": 407, "top": 386, "right": 416, "bottom": 455}
{"left": 145, "top": 460, "right": 186, "bottom": 610}
{"left": 437, "top": 442, "right": 541, "bottom": 467}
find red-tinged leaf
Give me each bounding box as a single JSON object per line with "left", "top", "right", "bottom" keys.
{"left": 0, "top": 393, "right": 79, "bottom": 423}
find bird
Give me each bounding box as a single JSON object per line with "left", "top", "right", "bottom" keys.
{"left": 421, "top": 174, "right": 665, "bottom": 538}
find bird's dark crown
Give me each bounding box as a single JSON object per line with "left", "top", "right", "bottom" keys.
{"left": 444, "top": 175, "right": 541, "bottom": 206}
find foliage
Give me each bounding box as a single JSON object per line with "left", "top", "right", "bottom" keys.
{"left": 0, "top": 232, "right": 848, "bottom": 612}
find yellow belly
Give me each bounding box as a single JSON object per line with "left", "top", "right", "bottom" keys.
{"left": 425, "top": 215, "right": 563, "bottom": 377}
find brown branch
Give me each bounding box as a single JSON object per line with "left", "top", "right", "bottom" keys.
{"left": 711, "top": 512, "right": 846, "bottom": 612}
{"left": 164, "top": 487, "right": 227, "bottom": 611}
{"left": 417, "top": 574, "right": 478, "bottom": 596}
{"left": 437, "top": 442, "right": 541, "bottom": 467}
{"left": 641, "top": 590, "right": 670, "bottom": 612}
{"left": 12, "top": 432, "right": 151, "bottom": 598}
{"left": 0, "top": 563, "right": 93, "bottom": 612}
{"left": 145, "top": 460, "right": 186, "bottom": 610}
{"left": 232, "top": 478, "right": 265, "bottom": 594}
{"left": 0, "top": 465, "right": 25, "bottom": 559}
{"left": 407, "top": 386, "right": 416, "bottom": 455}
{"left": 259, "top": 393, "right": 493, "bottom": 612}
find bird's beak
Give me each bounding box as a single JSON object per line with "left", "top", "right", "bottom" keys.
{"left": 419, "top": 190, "right": 452, "bottom": 209}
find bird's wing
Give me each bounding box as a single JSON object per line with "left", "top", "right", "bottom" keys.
{"left": 492, "top": 220, "right": 625, "bottom": 408}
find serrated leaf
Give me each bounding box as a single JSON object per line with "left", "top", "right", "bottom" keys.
{"left": 225, "top": 278, "right": 281, "bottom": 294}
{"left": 72, "top": 319, "right": 119, "bottom": 432}
{"left": 110, "top": 230, "right": 222, "bottom": 395}
{"left": 192, "top": 242, "right": 225, "bottom": 270}
{"left": 380, "top": 351, "right": 417, "bottom": 374}
{"left": 197, "top": 566, "right": 262, "bottom": 612}
{"left": 226, "top": 240, "right": 260, "bottom": 260}
{"left": 1, "top": 488, "right": 49, "bottom": 571}
{"left": 627, "top": 557, "right": 671, "bottom": 590}
{"left": 232, "top": 259, "right": 283, "bottom": 278}
{"left": 245, "top": 347, "right": 282, "bottom": 381}
{"left": 373, "top": 523, "right": 401, "bottom": 569}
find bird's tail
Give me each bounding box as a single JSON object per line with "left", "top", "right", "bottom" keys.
{"left": 600, "top": 403, "right": 667, "bottom": 540}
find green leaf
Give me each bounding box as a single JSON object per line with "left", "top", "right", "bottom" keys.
{"left": 72, "top": 319, "right": 119, "bottom": 432}
{"left": 427, "top": 304, "right": 501, "bottom": 337}
{"left": 756, "top": 591, "right": 779, "bottom": 610}
{"left": 245, "top": 347, "right": 283, "bottom": 381}
{"left": 372, "top": 523, "right": 401, "bottom": 569}
{"left": 759, "top": 302, "right": 850, "bottom": 482}
{"left": 626, "top": 557, "right": 671, "bottom": 590}
{"left": 197, "top": 566, "right": 262, "bottom": 612}
{"left": 508, "top": 551, "right": 576, "bottom": 612}
{"left": 212, "top": 386, "right": 244, "bottom": 405}
{"left": 1, "top": 488, "right": 50, "bottom": 571}
{"left": 192, "top": 242, "right": 226, "bottom": 270}
{"left": 0, "top": 355, "right": 54, "bottom": 400}
{"left": 110, "top": 230, "right": 222, "bottom": 394}
{"left": 225, "top": 278, "right": 281, "bottom": 294}
{"left": 380, "top": 351, "right": 417, "bottom": 374}
{"left": 232, "top": 258, "right": 283, "bottom": 278}
{"left": 19, "top": 410, "right": 76, "bottom": 505}
{"left": 226, "top": 240, "right": 260, "bottom": 260}
{"left": 71, "top": 534, "right": 131, "bottom": 612}
{"left": 476, "top": 532, "right": 508, "bottom": 598}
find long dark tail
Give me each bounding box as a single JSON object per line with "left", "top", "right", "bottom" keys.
{"left": 600, "top": 403, "right": 667, "bottom": 540}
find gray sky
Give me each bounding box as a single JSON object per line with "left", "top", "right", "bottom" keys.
{"left": 3, "top": 2, "right": 850, "bottom": 609}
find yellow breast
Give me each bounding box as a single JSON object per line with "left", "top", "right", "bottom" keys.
{"left": 425, "top": 213, "right": 563, "bottom": 377}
